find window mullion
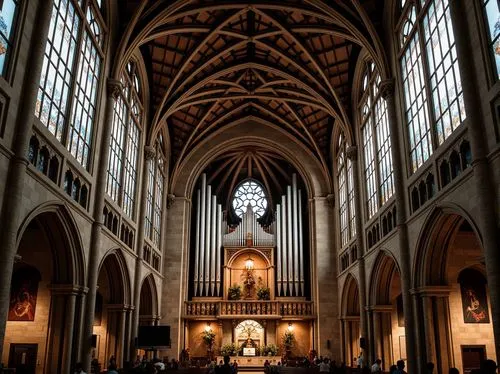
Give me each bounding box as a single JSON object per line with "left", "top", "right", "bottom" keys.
{"left": 61, "top": 5, "right": 85, "bottom": 148}
{"left": 416, "top": 3, "right": 439, "bottom": 152}
{"left": 119, "top": 103, "right": 132, "bottom": 208}
{"left": 370, "top": 104, "right": 382, "bottom": 210}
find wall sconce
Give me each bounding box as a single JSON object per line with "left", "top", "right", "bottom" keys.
{"left": 287, "top": 322, "right": 294, "bottom": 332}
{"left": 245, "top": 256, "right": 254, "bottom": 270}
{"left": 205, "top": 323, "right": 212, "bottom": 332}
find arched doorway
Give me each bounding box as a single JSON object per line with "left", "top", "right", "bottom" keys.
{"left": 139, "top": 274, "right": 159, "bottom": 326}
{"left": 413, "top": 208, "right": 495, "bottom": 373}
{"left": 3, "top": 205, "right": 85, "bottom": 374}
{"left": 93, "top": 250, "right": 131, "bottom": 369}
{"left": 341, "top": 274, "right": 361, "bottom": 366}
{"left": 368, "top": 251, "right": 405, "bottom": 371}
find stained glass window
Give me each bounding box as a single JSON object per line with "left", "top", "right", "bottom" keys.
{"left": 399, "top": 0, "right": 465, "bottom": 173}
{"left": 483, "top": 0, "right": 500, "bottom": 79}
{"left": 36, "top": 0, "right": 104, "bottom": 169}
{"left": 232, "top": 180, "right": 268, "bottom": 218}
{"left": 360, "top": 63, "right": 394, "bottom": 219}
{"left": 0, "top": 0, "right": 19, "bottom": 75}
{"left": 105, "top": 63, "right": 143, "bottom": 220}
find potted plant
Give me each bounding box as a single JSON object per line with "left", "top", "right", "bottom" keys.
{"left": 266, "top": 343, "right": 279, "bottom": 356}
{"left": 282, "top": 330, "right": 294, "bottom": 350}
{"left": 228, "top": 284, "right": 242, "bottom": 300}
{"left": 256, "top": 286, "right": 271, "bottom": 300}
{"left": 221, "top": 343, "right": 238, "bottom": 356}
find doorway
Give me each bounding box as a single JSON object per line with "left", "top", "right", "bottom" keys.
{"left": 8, "top": 344, "right": 38, "bottom": 374}
{"left": 461, "top": 346, "right": 486, "bottom": 374}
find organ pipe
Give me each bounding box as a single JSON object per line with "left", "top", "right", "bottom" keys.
{"left": 292, "top": 174, "right": 299, "bottom": 296}
{"left": 298, "top": 189, "right": 304, "bottom": 296}
{"left": 194, "top": 189, "right": 201, "bottom": 296}
{"left": 216, "top": 204, "right": 222, "bottom": 296}
{"left": 210, "top": 195, "right": 217, "bottom": 296}
{"left": 276, "top": 205, "right": 282, "bottom": 296}
{"left": 281, "top": 195, "right": 288, "bottom": 296}
{"left": 199, "top": 174, "right": 206, "bottom": 296}
{"left": 205, "top": 184, "right": 212, "bottom": 295}
{"left": 286, "top": 186, "right": 293, "bottom": 296}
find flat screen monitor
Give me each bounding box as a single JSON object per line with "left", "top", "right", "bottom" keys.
{"left": 137, "top": 325, "right": 171, "bottom": 348}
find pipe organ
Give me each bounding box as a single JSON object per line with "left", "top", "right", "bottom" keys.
{"left": 192, "top": 173, "right": 305, "bottom": 298}
{"left": 276, "top": 174, "right": 305, "bottom": 297}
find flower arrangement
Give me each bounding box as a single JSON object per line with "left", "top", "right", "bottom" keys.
{"left": 260, "top": 343, "right": 279, "bottom": 356}
{"left": 256, "top": 286, "right": 271, "bottom": 300}
{"left": 202, "top": 329, "right": 216, "bottom": 347}
{"left": 282, "top": 330, "right": 294, "bottom": 348}
{"left": 228, "top": 284, "right": 242, "bottom": 300}
{"left": 220, "top": 343, "right": 239, "bottom": 356}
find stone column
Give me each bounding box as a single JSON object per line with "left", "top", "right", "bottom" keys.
{"left": 449, "top": 0, "right": 500, "bottom": 363}
{"left": 346, "top": 146, "right": 369, "bottom": 364}
{"left": 72, "top": 287, "right": 89, "bottom": 363}
{"left": 0, "top": 0, "right": 54, "bottom": 353}
{"left": 370, "top": 305, "right": 392, "bottom": 369}
{"left": 380, "top": 80, "right": 418, "bottom": 372}
{"left": 339, "top": 318, "right": 346, "bottom": 363}
{"left": 130, "top": 145, "right": 156, "bottom": 359}
{"left": 160, "top": 196, "right": 191, "bottom": 358}
{"left": 309, "top": 196, "right": 338, "bottom": 358}
{"left": 82, "top": 79, "right": 123, "bottom": 370}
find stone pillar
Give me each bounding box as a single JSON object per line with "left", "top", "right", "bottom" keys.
{"left": 340, "top": 318, "right": 346, "bottom": 363}
{"left": 346, "top": 146, "right": 369, "bottom": 364}
{"left": 380, "top": 79, "right": 418, "bottom": 372}
{"left": 50, "top": 285, "right": 79, "bottom": 374}
{"left": 309, "top": 196, "right": 338, "bottom": 358}
{"left": 73, "top": 287, "right": 89, "bottom": 363}
{"left": 125, "top": 306, "right": 134, "bottom": 363}
{"left": 160, "top": 196, "right": 191, "bottom": 358}
{"left": 82, "top": 79, "right": 123, "bottom": 370}
{"left": 0, "top": 0, "right": 54, "bottom": 353}
{"left": 130, "top": 145, "right": 156, "bottom": 359}
{"left": 369, "top": 305, "right": 392, "bottom": 369}
{"left": 449, "top": 0, "right": 500, "bottom": 363}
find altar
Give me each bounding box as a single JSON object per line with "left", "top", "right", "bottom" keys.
{"left": 216, "top": 356, "right": 282, "bottom": 367}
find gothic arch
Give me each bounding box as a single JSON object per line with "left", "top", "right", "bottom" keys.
{"left": 98, "top": 249, "right": 132, "bottom": 305}
{"left": 341, "top": 273, "right": 360, "bottom": 317}
{"left": 171, "top": 117, "right": 331, "bottom": 199}
{"left": 413, "top": 204, "right": 483, "bottom": 288}
{"left": 139, "top": 273, "right": 159, "bottom": 318}
{"left": 368, "top": 249, "right": 401, "bottom": 305}
{"left": 16, "top": 202, "right": 85, "bottom": 286}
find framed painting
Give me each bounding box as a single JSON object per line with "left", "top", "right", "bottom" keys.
{"left": 8, "top": 266, "right": 40, "bottom": 321}
{"left": 459, "top": 268, "right": 490, "bottom": 324}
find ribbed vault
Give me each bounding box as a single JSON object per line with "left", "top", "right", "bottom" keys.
{"left": 115, "top": 0, "right": 387, "bottom": 185}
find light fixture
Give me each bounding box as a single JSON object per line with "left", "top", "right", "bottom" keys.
{"left": 287, "top": 322, "right": 293, "bottom": 332}
{"left": 245, "top": 256, "right": 254, "bottom": 270}
{"left": 205, "top": 323, "right": 212, "bottom": 332}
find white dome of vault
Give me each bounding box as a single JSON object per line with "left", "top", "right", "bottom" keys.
{"left": 117, "top": 0, "right": 386, "bottom": 183}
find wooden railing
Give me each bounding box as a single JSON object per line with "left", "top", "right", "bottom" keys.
{"left": 184, "top": 300, "right": 314, "bottom": 318}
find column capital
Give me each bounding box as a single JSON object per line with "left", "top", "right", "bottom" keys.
{"left": 144, "top": 145, "right": 156, "bottom": 160}
{"left": 410, "top": 286, "right": 452, "bottom": 297}
{"left": 167, "top": 194, "right": 176, "bottom": 209}
{"left": 107, "top": 78, "right": 123, "bottom": 99}
{"left": 379, "top": 78, "right": 395, "bottom": 99}
{"left": 346, "top": 146, "right": 358, "bottom": 160}
{"left": 48, "top": 284, "right": 88, "bottom": 296}
{"left": 326, "top": 194, "right": 335, "bottom": 208}
{"left": 365, "top": 304, "right": 393, "bottom": 313}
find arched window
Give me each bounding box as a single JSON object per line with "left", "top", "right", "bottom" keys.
{"left": 359, "top": 61, "right": 394, "bottom": 219}
{"left": 482, "top": 0, "right": 500, "bottom": 79}
{"left": 35, "top": 0, "right": 104, "bottom": 169}
{"left": 232, "top": 179, "right": 269, "bottom": 218}
{"left": 0, "top": 0, "right": 21, "bottom": 76}
{"left": 106, "top": 62, "right": 143, "bottom": 219}
{"left": 398, "top": 0, "right": 466, "bottom": 173}
{"left": 337, "top": 134, "right": 356, "bottom": 247}
{"left": 145, "top": 135, "right": 166, "bottom": 248}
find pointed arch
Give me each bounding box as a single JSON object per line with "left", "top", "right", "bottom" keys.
{"left": 98, "top": 248, "right": 132, "bottom": 305}
{"left": 139, "top": 273, "right": 159, "bottom": 318}
{"left": 16, "top": 202, "right": 85, "bottom": 286}
{"left": 341, "top": 273, "right": 360, "bottom": 317}
{"left": 368, "top": 249, "right": 401, "bottom": 305}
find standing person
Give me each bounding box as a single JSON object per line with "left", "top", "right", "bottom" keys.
{"left": 232, "top": 360, "right": 239, "bottom": 374}
{"left": 319, "top": 358, "right": 330, "bottom": 373}
{"left": 395, "top": 360, "right": 406, "bottom": 374}
{"left": 426, "top": 362, "right": 435, "bottom": 374}
{"left": 449, "top": 369, "right": 459, "bottom": 374}
{"left": 107, "top": 363, "right": 119, "bottom": 374}
{"left": 74, "top": 362, "right": 87, "bottom": 374}
{"left": 357, "top": 352, "right": 364, "bottom": 368}
{"left": 371, "top": 359, "right": 382, "bottom": 373}
{"left": 480, "top": 359, "right": 497, "bottom": 374}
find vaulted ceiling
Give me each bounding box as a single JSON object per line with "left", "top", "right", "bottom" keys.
{"left": 117, "top": 0, "right": 386, "bottom": 187}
